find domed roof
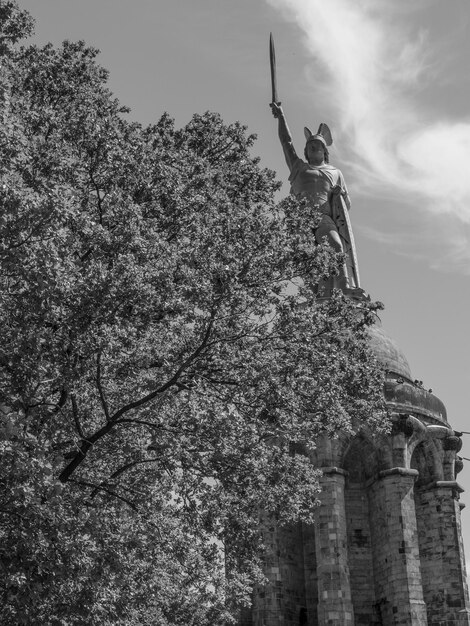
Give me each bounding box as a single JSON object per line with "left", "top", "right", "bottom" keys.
{"left": 366, "top": 320, "right": 412, "bottom": 380}
{"left": 366, "top": 318, "right": 447, "bottom": 422}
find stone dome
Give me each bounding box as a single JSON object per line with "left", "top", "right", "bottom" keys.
{"left": 366, "top": 320, "right": 412, "bottom": 380}
{"left": 366, "top": 317, "right": 448, "bottom": 423}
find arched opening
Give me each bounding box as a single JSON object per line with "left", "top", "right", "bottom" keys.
{"left": 410, "top": 438, "right": 440, "bottom": 488}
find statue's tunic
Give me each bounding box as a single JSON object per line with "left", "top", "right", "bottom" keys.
{"left": 288, "top": 157, "right": 360, "bottom": 288}
{"left": 288, "top": 157, "right": 350, "bottom": 212}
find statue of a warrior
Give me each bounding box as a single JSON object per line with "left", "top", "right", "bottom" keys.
{"left": 270, "top": 102, "right": 360, "bottom": 293}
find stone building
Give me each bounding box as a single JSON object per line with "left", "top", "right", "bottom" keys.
{"left": 265, "top": 90, "right": 469, "bottom": 624}
{"left": 240, "top": 313, "right": 470, "bottom": 625}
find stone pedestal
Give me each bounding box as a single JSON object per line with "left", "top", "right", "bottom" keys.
{"left": 369, "top": 468, "right": 427, "bottom": 624}
{"left": 314, "top": 467, "right": 354, "bottom": 625}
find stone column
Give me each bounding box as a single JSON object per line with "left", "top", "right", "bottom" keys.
{"left": 369, "top": 468, "right": 427, "bottom": 624}
{"left": 416, "top": 480, "right": 470, "bottom": 624}
{"left": 314, "top": 467, "right": 354, "bottom": 625}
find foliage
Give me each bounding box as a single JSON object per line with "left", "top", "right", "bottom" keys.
{"left": 0, "top": 2, "right": 387, "bottom": 624}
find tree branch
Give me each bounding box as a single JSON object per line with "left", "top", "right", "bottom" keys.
{"left": 58, "top": 312, "right": 217, "bottom": 482}
{"left": 117, "top": 418, "right": 165, "bottom": 430}
{"left": 69, "top": 479, "right": 138, "bottom": 511}
{"left": 89, "top": 458, "right": 160, "bottom": 500}
{"left": 110, "top": 311, "right": 216, "bottom": 423}
{"left": 58, "top": 421, "right": 114, "bottom": 482}
{"left": 96, "top": 351, "right": 111, "bottom": 422}
{"left": 70, "top": 393, "right": 85, "bottom": 439}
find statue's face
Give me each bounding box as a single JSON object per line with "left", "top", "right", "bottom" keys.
{"left": 305, "top": 139, "right": 325, "bottom": 165}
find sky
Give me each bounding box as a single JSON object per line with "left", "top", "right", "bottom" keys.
{"left": 17, "top": 0, "right": 470, "bottom": 567}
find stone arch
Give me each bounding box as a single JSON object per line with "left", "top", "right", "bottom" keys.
{"left": 410, "top": 436, "right": 443, "bottom": 486}
{"left": 341, "top": 431, "right": 383, "bottom": 479}
{"left": 401, "top": 415, "right": 427, "bottom": 467}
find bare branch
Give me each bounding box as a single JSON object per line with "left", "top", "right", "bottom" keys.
{"left": 117, "top": 418, "right": 164, "bottom": 430}
{"left": 89, "top": 458, "right": 160, "bottom": 499}
{"left": 52, "top": 388, "right": 69, "bottom": 414}
{"left": 58, "top": 421, "right": 113, "bottom": 482}
{"left": 96, "top": 351, "right": 111, "bottom": 422}
{"left": 70, "top": 393, "right": 85, "bottom": 439}
{"left": 69, "top": 479, "right": 138, "bottom": 511}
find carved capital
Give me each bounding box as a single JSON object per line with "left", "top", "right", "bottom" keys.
{"left": 443, "top": 436, "right": 463, "bottom": 452}
{"left": 391, "top": 414, "right": 414, "bottom": 437}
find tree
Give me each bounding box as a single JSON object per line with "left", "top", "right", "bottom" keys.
{"left": 0, "top": 3, "right": 387, "bottom": 624}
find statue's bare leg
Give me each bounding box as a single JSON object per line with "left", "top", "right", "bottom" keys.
{"left": 327, "top": 230, "right": 348, "bottom": 289}
{"left": 315, "top": 227, "right": 348, "bottom": 290}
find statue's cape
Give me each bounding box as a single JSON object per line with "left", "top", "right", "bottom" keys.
{"left": 331, "top": 192, "right": 360, "bottom": 289}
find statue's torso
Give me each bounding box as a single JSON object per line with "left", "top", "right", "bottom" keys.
{"left": 288, "top": 159, "right": 343, "bottom": 216}
{"left": 296, "top": 168, "right": 332, "bottom": 212}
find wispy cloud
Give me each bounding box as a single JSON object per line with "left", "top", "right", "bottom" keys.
{"left": 267, "top": 0, "right": 470, "bottom": 272}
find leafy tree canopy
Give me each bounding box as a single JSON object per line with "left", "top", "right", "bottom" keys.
{"left": 0, "top": 3, "right": 387, "bottom": 624}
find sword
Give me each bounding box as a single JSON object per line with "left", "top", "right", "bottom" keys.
{"left": 269, "top": 33, "right": 281, "bottom": 106}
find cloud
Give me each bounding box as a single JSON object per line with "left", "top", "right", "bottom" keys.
{"left": 359, "top": 218, "right": 470, "bottom": 275}
{"left": 266, "top": 0, "right": 470, "bottom": 271}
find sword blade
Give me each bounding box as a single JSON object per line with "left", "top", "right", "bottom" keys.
{"left": 269, "top": 33, "right": 279, "bottom": 104}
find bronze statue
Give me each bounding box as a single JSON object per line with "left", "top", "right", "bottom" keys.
{"left": 269, "top": 34, "right": 360, "bottom": 294}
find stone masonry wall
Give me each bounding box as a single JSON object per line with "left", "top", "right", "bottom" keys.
{"left": 252, "top": 520, "right": 306, "bottom": 626}
{"left": 301, "top": 522, "right": 318, "bottom": 625}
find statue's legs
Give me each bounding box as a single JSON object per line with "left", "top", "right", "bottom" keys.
{"left": 315, "top": 220, "right": 348, "bottom": 290}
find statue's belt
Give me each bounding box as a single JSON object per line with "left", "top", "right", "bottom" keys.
{"left": 300, "top": 198, "right": 331, "bottom": 216}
